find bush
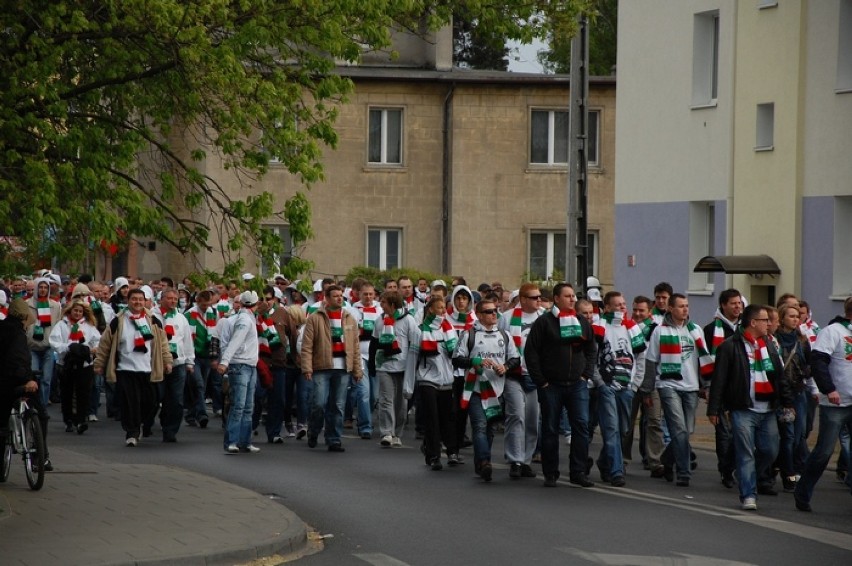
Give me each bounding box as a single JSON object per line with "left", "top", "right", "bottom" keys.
{"left": 345, "top": 266, "right": 455, "bottom": 289}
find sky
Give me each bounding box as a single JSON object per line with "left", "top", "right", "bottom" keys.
{"left": 506, "top": 39, "right": 548, "bottom": 73}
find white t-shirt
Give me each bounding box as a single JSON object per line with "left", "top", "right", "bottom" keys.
{"left": 812, "top": 321, "right": 852, "bottom": 407}
{"left": 646, "top": 324, "right": 700, "bottom": 392}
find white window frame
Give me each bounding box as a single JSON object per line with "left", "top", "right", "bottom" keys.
{"left": 688, "top": 202, "right": 716, "bottom": 293}
{"left": 368, "top": 107, "right": 403, "bottom": 165}
{"left": 529, "top": 231, "right": 566, "bottom": 281}
{"left": 530, "top": 109, "right": 569, "bottom": 165}
{"left": 260, "top": 224, "right": 293, "bottom": 277}
{"left": 838, "top": 0, "right": 852, "bottom": 93}
{"left": 755, "top": 102, "right": 775, "bottom": 151}
{"left": 586, "top": 230, "right": 600, "bottom": 282}
{"left": 692, "top": 11, "right": 720, "bottom": 108}
{"left": 587, "top": 110, "right": 601, "bottom": 168}
{"left": 367, "top": 227, "right": 402, "bottom": 270}
{"left": 832, "top": 197, "right": 852, "bottom": 297}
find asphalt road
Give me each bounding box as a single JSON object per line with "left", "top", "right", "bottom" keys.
{"left": 46, "top": 403, "right": 852, "bottom": 566}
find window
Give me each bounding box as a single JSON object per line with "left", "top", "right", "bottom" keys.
{"left": 692, "top": 11, "right": 720, "bottom": 106}
{"left": 529, "top": 231, "right": 567, "bottom": 281}
{"left": 368, "top": 108, "right": 403, "bottom": 164}
{"left": 833, "top": 197, "right": 852, "bottom": 296}
{"left": 757, "top": 0, "right": 778, "bottom": 9}
{"left": 838, "top": 0, "right": 852, "bottom": 92}
{"left": 755, "top": 103, "right": 775, "bottom": 150}
{"left": 530, "top": 109, "right": 569, "bottom": 165}
{"left": 367, "top": 228, "right": 401, "bottom": 270}
{"left": 688, "top": 202, "right": 715, "bottom": 292}
{"left": 587, "top": 110, "right": 600, "bottom": 167}
{"left": 586, "top": 230, "right": 600, "bottom": 282}
{"left": 260, "top": 224, "right": 293, "bottom": 277}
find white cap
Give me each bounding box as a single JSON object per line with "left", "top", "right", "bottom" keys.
{"left": 312, "top": 279, "right": 323, "bottom": 293}
{"left": 586, "top": 276, "right": 601, "bottom": 289}
{"left": 140, "top": 285, "right": 154, "bottom": 301}
{"left": 430, "top": 279, "right": 447, "bottom": 290}
{"left": 114, "top": 277, "right": 130, "bottom": 290}
{"left": 241, "top": 272, "right": 255, "bottom": 281}
{"left": 239, "top": 290, "right": 259, "bottom": 306}
{"left": 273, "top": 287, "right": 284, "bottom": 300}
{"left": 0, "top": 289, "right": 7, "bottom": 306}
{"left": 49, "top": 273, "right": 62, "bottom": 286}
{"left": 509, "top": 289, "right": 519, "bottom": 302}
{"left": 587, "top": 288, "right": 603, "bottom": 302}
{"left": 273, "top": 273, "right": 287, "bottom": 281}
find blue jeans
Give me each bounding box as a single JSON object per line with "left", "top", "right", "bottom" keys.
{"left": 225, "top": 364, "right": 257, "bottom": 447}
{"left": 538, "top": 380, "right": 590, "bottom": 480}
{"left": 187, "top": 358, "right": 213, "bottom": 422}
{"left": 778, "top": 390, "right": 810, "bottom": 477}
{"left": 596, "top": 385, "right": 624, "bottom": 479}
{"left": 349, "top": 373, "right": 372, "bottom": 434}
{"left": 837, "top": 420, "right": 851, "bottom": 473}
{"left": 658, "top": 388, "right": 698, "bottom": 481}
{"left": 156, "top": 364, "right": 186, "bottom": 439}
{"left": 89, "top": 373, "right": 103, "bottom": 417}
{"left": 795, "top": 404, "right": 852, "bottom": 504}
{"left": 31, "top": 348, "right": 55, "bottom": 407}
{"left": 309, "top": 370, "right": 349, "bottom": 446}
{"left": 467, "top": 392, "right": 495, "bottom": 466}
{"left": 731, "top": 409, "right": 779, "bottom": 500}
{"left": 297, "top": 372, "right": 314, "bottom": 426}
{"left": 265, "top": 366, "right": 286, "bottom": 440}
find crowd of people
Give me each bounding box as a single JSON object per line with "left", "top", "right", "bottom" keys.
{"left": 1, "top": 270, "right": 851, "bottom": 513}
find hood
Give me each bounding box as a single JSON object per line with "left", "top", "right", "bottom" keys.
{"left": 34, "top": 276, "right": 51, "bottom": 297}
{"left": 9, "top": 297, "right": 35, "bottom": 327}
{"left": 113, "top": 277, "right": 130, "bottom": 292}
{"left": 450, "top": 285, "right": 473, "bottom": 312}
{"left": 71, "top": 283, "right": 92, "bottom": 299}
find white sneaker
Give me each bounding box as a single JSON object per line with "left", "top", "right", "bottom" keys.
{"left": 242, "top": 444, "right": 261, "bottom": 453}
{"left": 227, "top": 443, "right": 239, "bottom": 453}
{"left": 126, "top": 437, "right": 137, "bottom": 447}
{"left": 271, "top": 436, "right": 284, "bottom": 444}
{"left": 380, "top": 435, "right": 393, "bottom": 447}
{"left": 392, "top": 436, "right": 402, "bottom": 447}
{"left": 87, "top": 415, "right": 99, "bottom": 422}
{"left": 565, "top": 434, "right": 572, "bottom": 445}
{"left": 742, "top": 497, "right": 757, "bottom": 510}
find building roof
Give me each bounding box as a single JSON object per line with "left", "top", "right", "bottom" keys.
{"left": 335, "top": 65, "right": 616, "bottom": 87}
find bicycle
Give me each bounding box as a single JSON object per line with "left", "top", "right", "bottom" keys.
{"left": 0, "top": 386, "right": 46, "bottom": 490}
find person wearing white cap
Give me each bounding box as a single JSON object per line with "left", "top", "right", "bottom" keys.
{"left": 242, "top": 272, "right": 255, "bottom": 283}
{"left": 217, "top": 290, "right": 261, "bottom": 453}
{"left": 110, "top": 276, "right": 131, "bottom": 314}
{"left": 0, "top": 289, "right": 8, "bottom": 321}
{"left": 26, "top": 276, "right": 62, "bottom": 407}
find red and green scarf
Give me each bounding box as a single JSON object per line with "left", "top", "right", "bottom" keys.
{"left": 326, "top": 308, "right": 346, "bottom": 358}
{"left": 637, "top": 317, "right": 655, "bottom": 341}
{"left": 799, "top": 318, "right": 820, "bottom": 344}
{"left": 446, "top": 306, "right": 475, "bottom": 332}
{"left": 378, "top": 308, "right": 407, "bottom": 354}
{"left": 357, "top": 304, "right": 380, "bottom": 341}
{"left": 551, "top": 306, "right": 584, "bottom": 341}
{"left": 215, "top": 295, "right": 231, "bottom": 318}
{"left": 461, "top": 366, "right": 502, "bottom": 420}
{"left": 0, "top": 304, "right": 7, "bottom": 320}
{"left": 742, "top": 329, "right": 775, "bottom": 401}
{"left": 601, "top": 311, "right": 647, "bottom": 353}
{"left": 256, "top": 307, "right": 283, "bottom": 355}
{"left": 657, "top": 320, "right": 713, "bottom": 380}
{"left": 68, "top": 319, "right": 84, "bottom": 343}
{"left": 163, "top": 309, "right": 180, "bottom": 356}
{"left": 419, "top": 313, "right": 458, "bottom": 357}
{"left": 33, "top": 299, "right": 52, "bottom": 338}
{"left": 130, "top": 312, "right": 154, "bottom": 353}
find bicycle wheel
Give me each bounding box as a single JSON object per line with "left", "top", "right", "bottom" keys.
{"left": 0, "top": 432, "right": 11, "bottom": 482}
{"left": 22, "top": 412, "right": 45, "bottom": 490}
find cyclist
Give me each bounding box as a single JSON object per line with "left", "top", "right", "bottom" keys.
{"left": 0, "top": 298, "right": 52, "bottom": 471}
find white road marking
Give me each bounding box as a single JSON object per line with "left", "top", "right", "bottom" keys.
{"left": 353, "top": 552, "right": 412, "bottom": 566}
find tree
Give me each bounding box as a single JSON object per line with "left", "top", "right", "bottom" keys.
{"left": 538, "top": 0, "right": 617, "bottom": 76}
{"left": 453, "top": 9, "right": 510, "bottom": 70}
{"left": 0, "top": 1, "right": 591, "bottom": 279}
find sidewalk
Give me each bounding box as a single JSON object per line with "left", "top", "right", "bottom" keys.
{"left": 0, "top": 447, "right": 308, "bottom": 566}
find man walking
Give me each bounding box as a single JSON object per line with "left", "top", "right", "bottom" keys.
{"left": 152, "top": 288, "right": 195, "bottom": 443}
{"left": 27, "top": 276, "right": 61, "bottom": 407}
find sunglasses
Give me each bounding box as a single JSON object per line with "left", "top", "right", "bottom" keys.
{"left": 479, "top": 308, "right": 498, "bottom": 315}
{"left": 525, "top": 295, "right": 542, "bottom": 300}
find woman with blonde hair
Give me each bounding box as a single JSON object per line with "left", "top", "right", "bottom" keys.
{"left": 49, "top": 300, "right": 101, "bottom": 434}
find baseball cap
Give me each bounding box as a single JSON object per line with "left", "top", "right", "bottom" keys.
{"left": 430, "top": 279, "right": 447, "bottom": 291}
{"left": 241, "top": 272, "right": 255, "bottom": 282}
{"left": 239, "top": 290, "right": 259, "bottom": 306}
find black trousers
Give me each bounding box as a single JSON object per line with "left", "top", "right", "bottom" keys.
{"left": 117, "top": 371, "right": 154, "bottom": 439}
{"left": 60, "top": 365, "right": 93, "bottom": 426}
{"left": 418, "top": 384, "right": 457, "bottom": 461}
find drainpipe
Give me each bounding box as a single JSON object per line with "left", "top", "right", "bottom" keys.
{"left": 442, "top": 83, "right": 455, "bottom": 275}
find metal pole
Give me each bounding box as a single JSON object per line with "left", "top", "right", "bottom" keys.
{"left": 566, "top": 15, "right": 589, "bottom": 293}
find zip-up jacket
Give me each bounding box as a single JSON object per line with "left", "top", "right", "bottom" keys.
{"left": 524, "top": 311, "right": 596, "bottom": 387}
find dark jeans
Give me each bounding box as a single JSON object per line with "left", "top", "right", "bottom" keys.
{"left": 155, "top": 365, "right": 186, "bottom": 440}
{"left": 452, "top": 376, "right": 469, "bottom": 449}
{"left": 264, "top": 366, "right": 287, "bottom": 440}
{"left": 418, "top": 385, "right": 457, "bottom": 461}
{"left": 60, "top": 365, "right": 94, "bottom": 426}
{"left": 117, "top": 371, "right": 155, "bottom": 439}
{"left": 714, "top": 411, "right": 736, "bottom": 478}
{"left": 538, "top": 380, "right": 590, "bottom": 480}
{"left": 283, "top": 366, "right": 301, "bottom": 429}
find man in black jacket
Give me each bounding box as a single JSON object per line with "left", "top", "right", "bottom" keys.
{"left": 525, "top": 283, "right": 597, "bottom": 488}
{"left": 708, "top": 304, "right": 793, "bottom": 511}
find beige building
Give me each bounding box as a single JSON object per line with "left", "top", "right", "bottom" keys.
{"left": 139, "top": 30, "right": 617, "bottom": 290}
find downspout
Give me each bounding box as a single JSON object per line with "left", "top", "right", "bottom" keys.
{"left": 441, "top": 82, "right": 455, "bottom": 275}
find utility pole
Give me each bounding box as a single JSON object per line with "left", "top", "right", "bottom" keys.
{"left": 566, "top": 15, "right": 589, "bottom": 293}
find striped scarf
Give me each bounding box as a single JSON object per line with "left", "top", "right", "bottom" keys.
{"left": 378, "top": 308, "right": 407, "bottom": 354}
{"left": 357, "top": 304, "right": 380, "bottom": 341}
{"left": 419, "top": 313, "right": 457, "bottom": 357}
{"left": 710, "top": 318, "right": 728, "bottom": 354}
{"left": 189, "top": 306, "right": 217, "bottom": 338}
{"left": 130, "top": 312, "right": 154, "bottom": 353}
{"left": 0, "top": 304, "right": 7, "bottom": 320}
{"left": 508, "top": 307, "right": 524, "bottom": 351}
{"left": 551, "top": 306, "right": 583, "bottom": 341}
{"left": 601, "top": 311, "right": 646, "bottom": 353}
{"left": 327, "top": 308, "right": 346, "bottom": 357}
{"left": 68, "top": 319, "right": 84, "bottom": 343}
{"left": 446, "top": 306, "right": 475, "bottom": 332}
{"left": 33, "top": 299, "right": 52, "bottom": 339}
{"left": 799, "top": 319, "right": 819, "bottom": 344}
{"left": 461, "top": 366, "right": 502, "bottom": 420}
{"left": 215, "top": 296, "right": 231, "bottom": 318}
{"left": 256, "top": 307, "right": 283, "bottom": 355}
{"left": 742, "top": 330, "right": 775, "bottom": 401}
{"left": 636, "top": 317, "right": 655, "bottom": 341}
{"left": 163, "top": 309, "right": 180, "bottom": 356}
{"left": 651, "top": 306, "right": 666, "bottom": 325}
{"left": 657, "top": 320, "right": 713, "bottom": 380}
{"left": 305, "top": 302, "right": 321, "bottom": 315}
{"left": 89, "top": 298, "right": 102, "bottom": 313}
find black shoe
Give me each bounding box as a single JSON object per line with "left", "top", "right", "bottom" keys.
{"left": 43, "top": 458, "right": 53, "bottom": 472}
{"left": 721, "top": 474, "right": 735, "bottom": 489}
{"left": 431, "top": 458, "right": 443, "bottom": 471}
{"left": 544, "top": 475, "right": 558, "bottom": 487}
{"left": 509, "top": 463, "right": 522, "bottom": 479}
{"left": 185, "top": 419, "right": 198, "bottom": 427}
{"left": 676, "top": 479, "right": 690, "bottom": 487}
{"left": 600, "top": 470, "right": 612, "bottom": 483}
{"left": 198, "top": 417, "right": 209, "bottom": 429}
{"left": 794, "top": 495, "right": 812, "bottom": 512}
{"left": 663, "top": 466, "right": 674, "bottom": 482}
{"left": 447, "top": 454, "right": 463, "bottom": 466}
{"left": 307, "top": 435, "right": 318, "bottom": 448}
{"left": 328, "top": 443, "right": 345, "bottom": 452}
{"left": 479, "top": 461, "right": 493, "bottom": 482}
{"left": 415, "top": 431, "right": 424, "bottom": 440}
{"left": 757, "top": 485, "right": 778, "bottom": 496}
{"left": 163, "top": 435, "right": 177, "bottom": 443}
{"left": 520, "top": 464, "right": 537, "bottom": 478}
{"left": 782, "top": 476, "right": 797, "bottom": 492}
{"left": 650, "top": 466, "right": 666, "bottom": 478}
{"left": 65, "top": 422, "right": 74, "bottom": 433}
{"left": 585, "top": 457, "right": 594, "bottom": 476}
{"left": 360, "top": 432, "right": 372, "bottom": 440}
{"left": 611, "top": 476, "right": 626, "bottom": 487}
{"left": 570, "top": 474, "right": 595, "bottom": 488}
{"left": 462, "top": 436, "right": 473, "bottom": 448}
{"left": 76, "top": 423, "right": 88, "bottom": 435}
{"left": 142, "top": 426, "right": 153, "bottom": 438}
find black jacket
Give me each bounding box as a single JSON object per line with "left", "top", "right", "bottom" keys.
{"left": 0, "top": 317, "right": 33, "bottom": 389}
{"left": 707, "top": 332, "right": 793, "bottom": 416}
{"left": 524, "top": 312, "right": 596, "bottom": 387}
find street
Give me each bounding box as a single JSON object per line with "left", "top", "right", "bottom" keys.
{"left": 40, "top": 403, "right": 852, "bottom": 566}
